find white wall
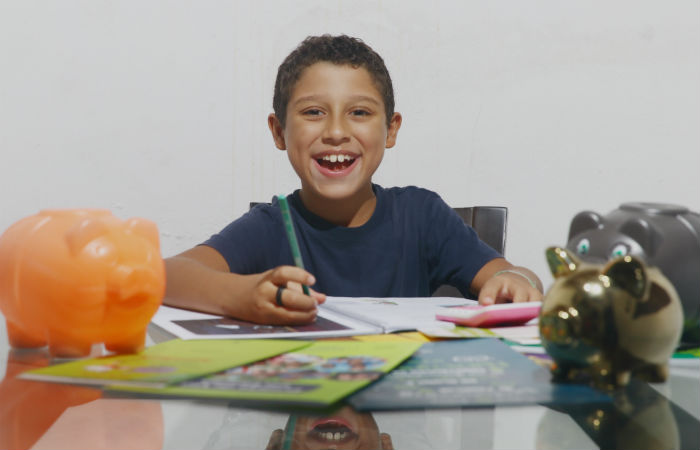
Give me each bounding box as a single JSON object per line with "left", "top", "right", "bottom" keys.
{"left": 1, "top": 0, "right": 698, "bottom": 288}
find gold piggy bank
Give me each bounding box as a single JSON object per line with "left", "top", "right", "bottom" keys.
{"left": 539, "top": 247, "right": 683, "bottom": 390}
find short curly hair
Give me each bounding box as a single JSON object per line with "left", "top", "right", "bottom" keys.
{"left": 272, "top": 35, "right": 395, "bottom": 128}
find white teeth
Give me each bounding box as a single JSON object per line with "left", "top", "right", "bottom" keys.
{"left": 320, "top": 431, "right": 347, "bottom": 441}
{"left": 321, "top": 154, "right": 354, "bottom": 163}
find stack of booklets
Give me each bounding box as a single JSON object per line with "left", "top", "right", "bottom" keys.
{"left": 20, "top": 338, "right": 422, "bottom": 407}
{"left": 20, "top": 337, "right": 610, "bottom": 409}
{"left": 19, "top": 300, "right": 611, "bottom": 409}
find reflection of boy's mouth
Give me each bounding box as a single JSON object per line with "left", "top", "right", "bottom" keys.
{"left": 307, "top": 418, "right": 357, "bottom": 444}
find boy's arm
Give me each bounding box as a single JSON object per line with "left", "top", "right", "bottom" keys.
{"left": 470, "top": 258, "right": 543, "bottom": 305}
{"left": 163, "top": 245, "right": 325, "bottom": 325}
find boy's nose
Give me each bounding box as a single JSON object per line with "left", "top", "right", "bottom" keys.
{"left": 321, "top": 115, "right": 350, "bottom": 144}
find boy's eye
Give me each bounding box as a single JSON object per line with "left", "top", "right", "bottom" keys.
{"left": 303, "top": 109, "right": 323, "bottom": 116}
{"left": 351, "top": 109, "right": 370, "bottom": 117}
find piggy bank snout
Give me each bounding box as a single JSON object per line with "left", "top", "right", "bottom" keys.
{"left": 540, "top": 311, "right": 577, "bottom": 345}
{"left": 108, "top": 265, "right": 162, "bottom": 301}
{"left": 541, "top": 309, "right": 602, "bottom": 366}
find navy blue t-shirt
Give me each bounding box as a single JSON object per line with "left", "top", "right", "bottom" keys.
{"left": 203, "top": 185, "right": 501, "bottom": 297}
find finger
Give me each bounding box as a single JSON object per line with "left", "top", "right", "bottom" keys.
{"left": 275, "top": 285, "right": 318, "bottom": 312}
{"left": 269, "top": 265, "right": 316, "bottom": 288}
{"left": 287, "top": 282, "right": 326, "bottom": 300}
{"left": 286, "top": 280, "right": 303, "bottom": 293}
{"left": 283, "top": 282, "right": 326, "bottom": 305}
{"left": 495, "top": 282, "right": 531, "bottom": 303}
{"left": 478, "top": 283, "right": 499, "bottom": 305}
{"left": 268, "top": 307, "right": 319, "bottom": 326}
{"left": 310, "top": 288, "right": 326, "bottom": 304}
{"left": 508, "top": 287, "right": 530, "bottom": 303}
{"left": 502, "top": 283, "right": 542, "bottom": 303}
{"left": 248, "top": 288, "right": 318, "bottom": 326}
{"left": 504, "top": 285, "right": 544, "bottom": 303}
{"left": 531, "top": 290, "right": 544, "bottom": 302}
{"left": 523, "top": 288, "right": 543, "bottom": 303}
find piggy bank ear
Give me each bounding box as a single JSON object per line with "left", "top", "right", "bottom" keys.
{"left": 568, "top": 211, "right": 603, "bottom": 242}
{"left": 125, "top": 218, "right": 160, "bottom": 249}
{"left": 546, "top": 247, "right": 581, "bottom": 278}
{"left": 65, "top": 218, "right": 109, "bottom": 256}
{"left": 603, "top": 256, "right": 647, "bottom": 300}
{"left": 618, "top": 218, "right": 661, "bottom": 258}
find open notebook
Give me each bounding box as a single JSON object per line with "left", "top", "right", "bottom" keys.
{"left": 151, "top": 297, "right": 473, "bottom": 340}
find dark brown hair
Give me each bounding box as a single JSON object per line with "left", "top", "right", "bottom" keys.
{"left": 272, "top": 34, "right": 395, "bottom": 128}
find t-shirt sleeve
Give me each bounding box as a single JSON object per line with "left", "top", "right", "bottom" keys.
{"left": 421, "top": 192, "right": 502, "bottom": 296}
{"left": 202, "top": 206, "right": 283, "bottom": 275}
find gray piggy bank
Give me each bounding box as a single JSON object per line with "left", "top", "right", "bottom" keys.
{"left": 540, "top": 247, "right": 683, "bottom": 390}
{"left": 566, "top": 202, "right": 700, "bottom": 343}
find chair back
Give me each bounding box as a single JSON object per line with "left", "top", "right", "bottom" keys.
{"left": 432, "top": 206, "right": 508, "bottom": 298}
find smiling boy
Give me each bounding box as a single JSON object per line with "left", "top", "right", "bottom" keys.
{"left": 164, "top": 35, "right": 543, "bottom": 325}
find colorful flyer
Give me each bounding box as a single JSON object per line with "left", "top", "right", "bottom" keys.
{"left": 113, "top": 340, "right": 422, "bottom": 406}
{"left": 20, "top": 339, "right": 309, "bottom": 388}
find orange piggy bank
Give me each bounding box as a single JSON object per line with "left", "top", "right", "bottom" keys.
{"left": 0, "top": 209, "right": 165, "bottom": 357}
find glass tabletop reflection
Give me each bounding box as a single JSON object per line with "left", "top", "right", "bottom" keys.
{"left": 0, "top": 320, "right": 698, "bottom": 450}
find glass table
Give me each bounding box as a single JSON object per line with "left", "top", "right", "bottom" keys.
{"left": 1, "top": 319, "right": 698, "bottom": 450}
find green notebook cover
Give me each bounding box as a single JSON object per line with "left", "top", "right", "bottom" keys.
{"left": 113, "top": 340, "right": 422, "bottom": 406}
{"left": 20, "top": 339, "right": 310, "bottom": 388}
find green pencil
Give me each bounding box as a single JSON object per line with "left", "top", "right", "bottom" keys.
{"left": 277, "top": 195, "right": 310, "bottom": 295}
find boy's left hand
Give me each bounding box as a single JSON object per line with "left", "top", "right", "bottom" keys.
{"left": 477, "top": 271, "right": 543, "bottom": 305}
{"left": 471, "top": 259, "right": 543, "bottom": 305}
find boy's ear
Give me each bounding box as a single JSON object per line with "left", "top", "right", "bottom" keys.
{"left": 385, "top": 112, "right": 402, "bottom": 148}
{"left": 268, "top": 114, "right": 287, "bottom": 150}
{"left": 265, "top": 429, "right": 283, "bottom": 450}
{"left": 380, "top": 432, "right": 394, "bottom": 450}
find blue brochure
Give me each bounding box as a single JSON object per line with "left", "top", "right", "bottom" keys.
{"left": 348, "top": 339, "right": 611, "bottom": 410}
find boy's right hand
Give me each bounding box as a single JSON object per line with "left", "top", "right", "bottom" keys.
{"left": 235, "top": 266, "right": 326, "bottom": 325}
{"left": 163, "top": 248, "right": 325, "bottom": 326}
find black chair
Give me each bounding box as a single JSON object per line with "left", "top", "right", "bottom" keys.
{"left": 432, "top": 206, "right": 508, "bottom": 298}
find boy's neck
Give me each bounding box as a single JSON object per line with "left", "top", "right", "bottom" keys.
{"left": 298, "top": 184, "right": 377, "bottom": 228}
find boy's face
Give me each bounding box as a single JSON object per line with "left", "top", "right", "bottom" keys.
{"left": 269, "top": 62, "right": 401, "bottom": 205}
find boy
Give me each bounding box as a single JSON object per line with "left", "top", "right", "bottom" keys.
{"left": 165, "top": 35, "right": 543, "bottom": 325}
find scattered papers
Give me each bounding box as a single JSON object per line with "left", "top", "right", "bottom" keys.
{"left": 349, "top": 339, "right": 610, "bottom": 410}
{"left": 112, "top": 340, "right": 422, "bottom": 407}
{"left": 20, "top": 339, "right": 309, "bottom": 388}
{"left": 419, "top": 323, "right": 541, "bottom": 345}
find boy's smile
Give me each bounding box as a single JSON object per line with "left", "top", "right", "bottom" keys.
{"left": 269, "top": 62, "right": 401, "bottom": 227}
{"left": 313, "top": 150, "right": 359, "bottom": 177}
